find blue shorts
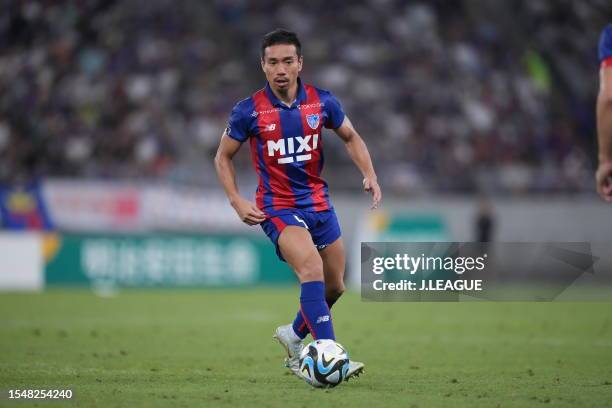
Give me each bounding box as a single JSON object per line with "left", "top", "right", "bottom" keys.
{"left": 260, "top": 209, "right": 342, "bottom": 262}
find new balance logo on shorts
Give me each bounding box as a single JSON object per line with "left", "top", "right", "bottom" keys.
{"left": 267, "top": 134, "right": 319, "bottom": 164}
{"left": 316, "top": 315, "right": 330, "bottom": 324}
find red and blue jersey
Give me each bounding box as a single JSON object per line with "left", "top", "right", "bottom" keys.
{"left": 600, "top": 24, "right": 612, "bottom": 67}
{"left": 226, "top": 78, "right": 345, "bottom": 215}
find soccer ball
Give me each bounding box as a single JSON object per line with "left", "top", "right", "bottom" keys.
{"left": 299, "top": 339, "right": 349, "bottom": 388}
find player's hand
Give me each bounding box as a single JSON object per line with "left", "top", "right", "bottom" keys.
{"left": 363, "top": 177, "right": 382, "bottom": 209}
{"left": 596, "top": 161, "right": 612, "bottom": 202}
{"left": 231, "top": 197, "right": 266, "bottom": 225}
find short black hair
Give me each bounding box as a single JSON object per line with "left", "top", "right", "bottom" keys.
{"left": 261, "top": 29, "right": 301, "bottom": 59}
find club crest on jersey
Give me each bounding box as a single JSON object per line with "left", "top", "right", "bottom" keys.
{"left": 306, "top": 114, "right": 320, "bottom": 130}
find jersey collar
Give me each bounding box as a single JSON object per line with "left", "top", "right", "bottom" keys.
{"left": 264, "top": 77, "right": 307, "bottom": 108}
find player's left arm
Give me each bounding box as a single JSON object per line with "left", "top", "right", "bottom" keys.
{"left": 333, "top": 116, "right": 382, "bottom": 209}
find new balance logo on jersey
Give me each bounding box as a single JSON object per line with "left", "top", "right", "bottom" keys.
{"left": 316, "top": 315, "right": 330, "bottom": 324}
{"left": 267, "top": 134, "right": 319, "bottom": 164}
{"left": 263, "top": 123, "right": 276, "bottom": 132}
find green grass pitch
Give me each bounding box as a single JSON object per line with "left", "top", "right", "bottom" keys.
{"left": 0, "top": 289, "right": 611, "bottom": 407}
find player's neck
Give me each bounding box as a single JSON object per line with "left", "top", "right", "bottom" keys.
{"left": 270, "top": 83, "right": 298, "bottom": 107}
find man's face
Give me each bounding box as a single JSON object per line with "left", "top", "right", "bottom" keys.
{"left": 261, "top": 43, "right": 303, "bottom": 95}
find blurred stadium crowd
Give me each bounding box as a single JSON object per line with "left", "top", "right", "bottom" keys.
{"left": 0, "top": 0, "right": 610, "bottom": 194}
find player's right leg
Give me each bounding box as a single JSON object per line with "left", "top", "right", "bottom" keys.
{"left": 273, "top": 226, "right": 336, "bottom": 375}
{"left": 278, "top": 226, "right": 335, "bottom": 340}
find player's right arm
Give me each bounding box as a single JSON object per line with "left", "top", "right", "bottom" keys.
{"left": 214, "top": 133, "right": 266, "bottom": 225}
{"left": 596, "top": 25, "right": 612, "bottom": 202}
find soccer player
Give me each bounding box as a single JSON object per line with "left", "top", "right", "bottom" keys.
{"left": 215, "top": 29, "right": 381, "bottom": 381}
{"left": 597, "top": 24, "right": 612, "bottom": 202}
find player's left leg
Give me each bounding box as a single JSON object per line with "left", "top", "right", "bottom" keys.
{"left": 319, "top": 237, "right": 346, "bottom": 308}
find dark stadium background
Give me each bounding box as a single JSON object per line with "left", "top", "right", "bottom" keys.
{"left": 0, "top": 0, "right": 609, "bottom": 193}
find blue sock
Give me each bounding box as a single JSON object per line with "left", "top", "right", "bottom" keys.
{"left": 294, "top": 281, "right": 335, "bottom": 340}
{"left": 292, "top": 295, "right": 337, "bottom": 339}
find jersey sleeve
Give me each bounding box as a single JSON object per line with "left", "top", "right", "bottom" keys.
{"left": 599, "top": 24, "right": 612, "bottom": 65}
{"left": 323, "top": 93, "right": 346, "bottom": 129}
{"left": 225, "top": 103, "right": 250, "bottom": 142}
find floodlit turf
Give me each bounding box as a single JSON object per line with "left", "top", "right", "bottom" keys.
{"left": 0, "top": 289, "right": 611, "bottom": 407}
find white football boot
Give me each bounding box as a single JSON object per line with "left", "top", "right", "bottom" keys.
{"left": 345, "top": 360, "right": 365, "bottom": 381}
{"left": 273, "top": 325, "right": 304, "bottom": 376}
